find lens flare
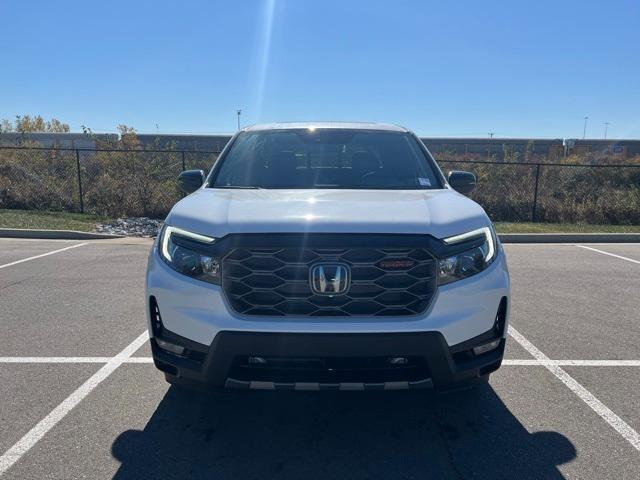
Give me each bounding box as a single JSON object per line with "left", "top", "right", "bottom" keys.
{"left": 254, "top": 0, "right": 276, "bottom": 120}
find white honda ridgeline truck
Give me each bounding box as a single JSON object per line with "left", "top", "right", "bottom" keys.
{"left": 146, "top": 122, "right": 510, "bottom": 392}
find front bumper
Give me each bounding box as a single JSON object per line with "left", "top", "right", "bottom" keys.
{"left": 151, "top": 329, "right": 506, "bottom": 390}
{"left": 146, "top": 238, "right": 510, "bottom": 390}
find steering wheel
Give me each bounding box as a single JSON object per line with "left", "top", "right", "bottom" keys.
{"left": 360, "top": 170, "right": 381, "bottom": 180}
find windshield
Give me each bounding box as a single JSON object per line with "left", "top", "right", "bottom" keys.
{"left": 210, "top": 129, "right": 442, "bottom": 189}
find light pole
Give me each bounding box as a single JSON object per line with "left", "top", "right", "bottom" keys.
{"left": 236, "top": 110, "right": 242, "bottom": 131}
{"left": 488, "top": 132, "right": 495, "bottom": 139}
{"left": 582, "top": 116, "right": 588, "bottom": 139}
{"left": 604, "top": 122, "right": 609, "bottom": 140}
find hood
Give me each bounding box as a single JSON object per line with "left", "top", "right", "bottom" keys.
{"left": 165, "top": 188, "right": 490, "bottom": 240}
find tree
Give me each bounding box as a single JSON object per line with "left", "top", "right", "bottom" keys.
{"left": 0, "top": 119, "right": 11, "bottom": 133}
{"left": 117, "top": 124, "right": 139, "bottom": 149}
{"left": 0, "top": 115, "right": 70, "bottom": 133}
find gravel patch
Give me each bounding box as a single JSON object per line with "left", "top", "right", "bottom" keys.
{"left": 95, "top": 217, "right": 163, "bottom": 237}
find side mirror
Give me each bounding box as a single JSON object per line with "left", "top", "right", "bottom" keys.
{"left": 178, "top": 169, "right": 205, "bottom": 194}
{"left": 448, "top": 170, "right": 476, "bottom": 194}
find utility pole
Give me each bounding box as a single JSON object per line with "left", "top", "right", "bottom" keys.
{"left": 488, "top": 132, "right": 495, "bottom": 139}
{"left": 236, "top": 110, "right": 242, "bottom": 131}
{"left": 582, "top": 116, "right": 588, "bottom": 139}
{"left": 604, "top": 122, "right": 609, "bottom": 140}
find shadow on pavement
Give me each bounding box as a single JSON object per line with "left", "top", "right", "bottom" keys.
{"left": 112, "top": 384, "right": 575, "bottom": 479}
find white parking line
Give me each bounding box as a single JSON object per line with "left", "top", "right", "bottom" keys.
{"left": 0, "top": 357, "right": 113, "bottom": 363}
{"left": 0, "top": 332, "right": 149, "bottom": 476}
{"left": 0, "top": 243, "right": 88, "bottom": 270}
{"left": 509, "top": 326, "right": 640, "bottom": 452}
{"left": 576, "top": 245, "right": 640, "bottom": 265}
{"left": 1, "top": 357, "right": 639, "bottom": 366}
{"left": 0, "top": 238, "right": 80, "bottom": 243}
{"left": 503, "top": 359, "right": 640, "bottom": 366}
{"left": 0, "top": 357, "right": 154, "bottom": 363}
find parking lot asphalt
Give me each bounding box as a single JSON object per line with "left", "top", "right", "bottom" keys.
{"left": 0, "top": 238, "right": 638, "bottom": 479}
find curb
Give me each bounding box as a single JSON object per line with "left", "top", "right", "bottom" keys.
{"left": 0, "top": 228, "right": 124, "bottom": 240}
{"left": 499, "top": 233, "right": 640, "bottom": 243}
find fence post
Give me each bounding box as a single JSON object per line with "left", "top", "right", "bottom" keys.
{"left": 75, "top": 149, "right": 84, "bottom": 213}
{"left": 531, "top": 164, "right": 541, "bottom": 222}
{"left": 181, "top": 151, "right": 186, "bottom": 171}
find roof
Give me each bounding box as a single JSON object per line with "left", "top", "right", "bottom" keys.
{"left": 243, "top": 122, "right": 408, "bottom": 133}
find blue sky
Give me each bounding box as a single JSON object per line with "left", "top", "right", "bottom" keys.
{"left": 2, "top": 0, "right": 639, "bottom": 138}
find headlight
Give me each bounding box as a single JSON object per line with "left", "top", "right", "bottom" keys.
{"left": 438, "top": 226, "right": 497, "bottom": 285}
{"left": 159, "top": 226, "right": 220, "bottom": 284}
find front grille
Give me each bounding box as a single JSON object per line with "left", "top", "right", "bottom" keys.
{"left": 222, "top": 244, "right": 437, "bottom": 316}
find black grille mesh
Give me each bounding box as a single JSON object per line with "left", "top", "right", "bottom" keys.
{"left": 222, "top": 246, "right": 437, "bottom": 316}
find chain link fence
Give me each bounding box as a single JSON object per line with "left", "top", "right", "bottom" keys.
{"left": 1, "top": 146, "right": 639, "bottom": 224}
{"left": 438, "top": 159, "right": 640, "bottom": 224}
{"left": 0, "top": 147, "right": 219, "bottom": 217}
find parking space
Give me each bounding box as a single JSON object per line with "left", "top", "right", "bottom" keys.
{"left": 503, "top": 335, "right": 532, "bottom": 359}
{"left": 0, "top": 241, "right": 149, "bottom": 356}
{"left": 564, "top": 366, "right": 640, "bottom": 434}
{"left": 131, "top": 338, "right": 152, "bottom": 357}
{"left": 0, "top": 239, "right": 639, "bottom": 478}
{"left": 0, "top": 239, "right": 85, "bottom": 268}
{"left": 576, "top": 244, "right": 640, "bottom": 263}
{"left": 503, "top": 244, "right": 640, "bottom": 360}
{"left": 0, "top": 364, "right": 100, "bottom": 454}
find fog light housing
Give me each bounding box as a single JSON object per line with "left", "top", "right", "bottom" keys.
{"left": 156, "top": 338, "right": 185, "bottom": 356}
{"left": 472, "top": 339, "right": 501, "bottom": 356}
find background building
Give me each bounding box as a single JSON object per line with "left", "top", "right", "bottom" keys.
{"left": 2, "top": 132, "right": 639, "bottom": 159}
